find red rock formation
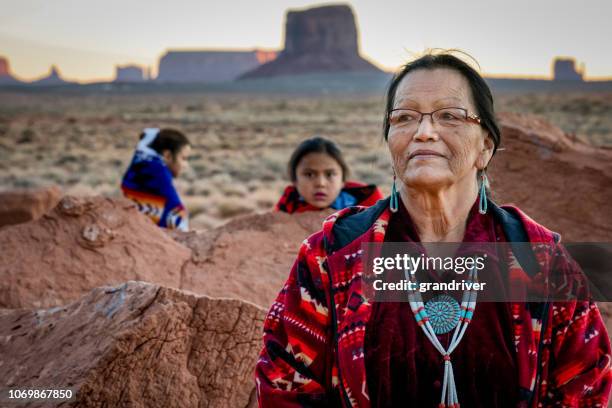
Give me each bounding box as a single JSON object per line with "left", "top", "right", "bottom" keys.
{"left": 0, "top": 195, "right": 328, "bottom": 310}
{"left": 241, "top": 4, "right": 382, "bottom": 78}
{"left": 0, "top": 186, "right": 62, "bottom": 228}
{"left": 172, "top": 209, "right": 333, "bottom": 309}
{"left": 0, "top": 281, "right": 264, "bottom": 408}
{"left": 492, "top": 112, "right": 612, "bottom": 241}
{"left": 0, "top": 56, "right": 10, "bottom": 76}
{"left": 0, "top": 196, "right": 191, "bottom": 309}
{"left": 255, "top": 50, "right": 277, "bottom": 64}
{"left": 0, "top": 56, "right": 20, "bottom": 85}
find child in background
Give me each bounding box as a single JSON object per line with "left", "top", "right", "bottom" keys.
{"left": 121, "top": 128, "right": 191, "bottom": 231}
{"left": 275, "top": 136, "right": 382, "bottom": 214}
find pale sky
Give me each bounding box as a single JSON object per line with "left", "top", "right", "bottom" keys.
{"left": 1, "top": 0, "right": 611, "bottom": 82}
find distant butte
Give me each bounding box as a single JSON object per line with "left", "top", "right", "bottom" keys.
{"left": 156, "top": 50, "right": 277, "bottom": 83}
{"left": 240, "top": 4, "right": 382, "bottom": 79}
{"left": 0, "top": 56, "right": 21, "bottom": 85}
{"left": 30, "top": 65, "right": 72, "bottom": 86}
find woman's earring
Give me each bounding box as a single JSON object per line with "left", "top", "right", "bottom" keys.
{"left": 390, "top": 175, "right": 399, "bottom": 213}
{"left": 479, "top": 170, "right": 489, "bottom": 215}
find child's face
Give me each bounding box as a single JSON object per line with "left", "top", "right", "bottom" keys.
{"left": 164, "top": 145, "right": 191, "bottom": 178}
{"left": 294, "top": 152, "right": 344, "bottom": 209}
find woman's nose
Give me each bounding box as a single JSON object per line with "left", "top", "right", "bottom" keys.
{"left": 413, "top": 115, "right": 439, "bottom": 142}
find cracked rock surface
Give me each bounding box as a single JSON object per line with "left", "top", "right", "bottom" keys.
{"left": 0, "top": 281, "right": 265, "bottom": 407}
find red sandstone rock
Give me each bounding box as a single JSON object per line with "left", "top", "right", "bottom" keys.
{"left": 0, "top": 281, "right": 265, "bottom": 408}
{"left": 492, "top": 112, "right": 612, "bottom": 241}
{"left": 0, "top": 56, "right": 20, "bottom": 85}
{"left": 172, "top": 209, "right": 333, "bottom": 309}
{"left": 0, "top": 56, "right": 9, "bottom": 76}
{"left": 0, "top": 185, "right": 62, "bottom": 228}
{"left": 0, "top": 194, "right": 329, "bottom": 310}
{"left": 0, "top": 195, "right": 191, "bottom": 309}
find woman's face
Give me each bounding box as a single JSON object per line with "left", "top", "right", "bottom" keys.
{"left": 387, "top": 68, "right": 494, "bottom": 192}
{"left": 294, "top": 152, "right": 344, "bottom": 209}
{"left": 164, "top": 144, "right": 191, "bottom": 178}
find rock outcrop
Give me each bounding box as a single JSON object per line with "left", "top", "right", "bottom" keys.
{"left": 0, "top": 195, "right": 329, "bottom": 309}
{"left": 553, "top": 57, "right": 584, "bottom": 81}
{"left": 0, "top": 196, "right": 191, "bottom": 309}
{"left": 0, "top": 56, "right": 10, "bottom": 76}
{"left": 115, "top": 64, "right": 145, "bottom": 82}
{"left": 171, "top": 209, "right": 333, "bottom": 308}
{"left": 493, "top": 112, "right": 612, "bottom": 241}
{"left": 241, "top": 4, "right": 381, "bottom": 78}
{"left": 0, "top": 185, "right": 62, "bottom": 228}
{"left": 30, "top": 65, "right": 72, "bottom": 86}
{"left": 0, "top": 281, "right": 265, "bottom": 408}
{"left": 0, "top": 56, "right": 20, "bottom": 85}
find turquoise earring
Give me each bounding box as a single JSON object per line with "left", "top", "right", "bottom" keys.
{"left": 390, "top": 175, "right": 399, "bottom": 213}
{"left": 479, "top": 170, "right": 489, "bottom": 215}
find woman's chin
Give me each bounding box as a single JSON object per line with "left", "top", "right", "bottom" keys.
{"left": 402, "top": 171, "right": 452, "bottom": 190}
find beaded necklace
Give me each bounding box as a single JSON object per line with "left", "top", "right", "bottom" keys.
{"left": 404, "top": 265, "right": 479, "bottom": 408}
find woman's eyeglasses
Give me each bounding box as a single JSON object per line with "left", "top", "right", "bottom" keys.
{"left": 388, "top": 107, "right": 481, "bottom": 131}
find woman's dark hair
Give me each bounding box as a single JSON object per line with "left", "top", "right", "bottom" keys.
{"left": 383, "top": 51, "right": 501, "bottom": 155}
{"left": 288, "top": 136, "right": 349, "bottom": 182}
{"left": 141, "top": 128, "right": 190, "bottom": 157}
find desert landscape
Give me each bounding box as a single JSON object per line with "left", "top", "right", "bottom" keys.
{"left": 0, "top": 91, "right": 396, "bottom": 228}
{"left": 1, "top": 89, "right": 611, "bottom": 227}
{"left": 1, "top": 86, "right": 612, "bottom": 406}
{"left": 2, "top": 0, "right": 612, "bottom": 404}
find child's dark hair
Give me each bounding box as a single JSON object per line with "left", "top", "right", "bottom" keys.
{"left": 141, "top": 128, "right": 190, "bottom": 157}
{"left": 288, "top": 137, "right": 349, "bottom": 182}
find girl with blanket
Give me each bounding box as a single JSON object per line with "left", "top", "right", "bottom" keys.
{"left": 121, "top": 128, "right": 191, "bottom": 231}
{"left": 275, "top": 137, "right": 383, "bottom": 214}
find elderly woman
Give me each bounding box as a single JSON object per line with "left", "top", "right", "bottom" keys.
{"left": 255, "top": 53, "right": 612, "bottom": 407}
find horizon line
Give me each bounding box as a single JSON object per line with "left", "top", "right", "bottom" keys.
{"left": 6, "top": 72, "right": 612, "bottom": 85}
